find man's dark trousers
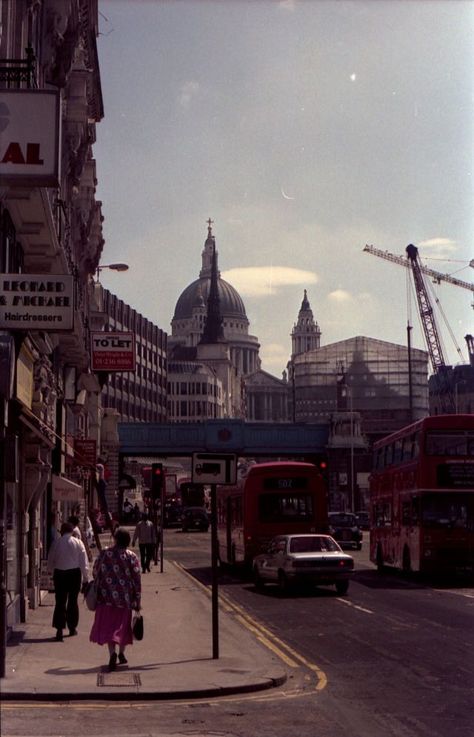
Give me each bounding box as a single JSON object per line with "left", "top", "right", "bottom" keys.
{"left": 139, "top": 543, "right": 155, "bottom": 572}
{"left": 52, "top": 568, "right": 82, "bottom": 631}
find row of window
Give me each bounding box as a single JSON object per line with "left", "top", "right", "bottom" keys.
{"left": 373, "top": 432, "right": 421, "bottom": 470}
{"left": 103, "top": 396, "right": 166, "bottom": 422}
{"left": 168, "top": 401, "right": 222, "bottom": 418}
{"left": 374, "top": 430, "right": 474, "bottom": 471}
{"left": 109, "top": 372, "right": 166, "bottom": 392}
{"left": 103, "top": 289, "right": 167, "bottom": 346}
{"left": 105, "top": 384, "right": 165, "bottom": 404}
{"left": 167, "top": 381, "right": 221, "bottom": 397}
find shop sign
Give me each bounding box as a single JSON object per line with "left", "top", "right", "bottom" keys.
{"left": 16, "top": 343, "right": 34, "bottom": 409}
{"left": 74, "top": 438, "right": 97, "bottom": 467}
{"left": 91, "top": 331, "right": 136, "bottom": 371}
{"left": 0, "top": 89, "right": 60, "bottom": 186}
{"left": 52, "top": 474, "right": 83, "bottom": 502}
{"left": 0, "top": 274, "right": 74, "bottom": 331}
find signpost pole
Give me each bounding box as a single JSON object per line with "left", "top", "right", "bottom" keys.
{"left": 159, "top": 481, "right": 164, "bottom": 573}
{"left": 191, "top": 453, "right": 237, "bottom": 661}
{"left": 210, "top": 482, "right": 219, "bottom": 659}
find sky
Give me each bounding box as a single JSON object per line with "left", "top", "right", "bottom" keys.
{"left": 94, "top": 0, "right": 473, "bottom": 377}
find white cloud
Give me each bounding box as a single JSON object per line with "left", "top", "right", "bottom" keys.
{"left": 260, "top": 343, "right": 289, "bottom": 375}
{"left": 328, "top": 289, "right": 352, "bottom": 302}
{"left": 417, "top": 237, "right": 457, "bottom": 258}
{"left": 178, "top": 81, "right": 200, "bottom": 108}
{"left": 221, "top": 266, "right": 318, "bottom": 297}
{"left": 278, "top": 0, "right": 297, "bottom": 11}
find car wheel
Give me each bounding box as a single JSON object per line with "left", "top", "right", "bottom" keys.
{"left": 278, "top": 570, "right": 289, "bottom": 595}
{"left": 335, "top": 580, "right": 349, "bottom": 595}
{"left": 253, "top": 567, "right": 265, "bottom": 590}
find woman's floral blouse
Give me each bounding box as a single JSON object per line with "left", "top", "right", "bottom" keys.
{"left": 93, "top": 546, "right": 141, "bottom": 609}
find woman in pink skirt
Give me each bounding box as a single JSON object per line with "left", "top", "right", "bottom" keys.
{"left": 90, "top": 527, "right": 141, "bottom": 671}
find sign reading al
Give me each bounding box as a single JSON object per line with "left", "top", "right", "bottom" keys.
{"left": 0, "top": 90, "right": 60, "bottom": 186}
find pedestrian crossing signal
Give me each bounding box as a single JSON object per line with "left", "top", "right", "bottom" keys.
{"left": 151, "top": 463, "right": 164, "bottom": 498}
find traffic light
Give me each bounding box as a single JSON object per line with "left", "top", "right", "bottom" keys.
{"left": 151, "top": 463, "right": 164, "bottom": 499}
{"left": 315, "top": 455, "right": 329, "bottom": 484}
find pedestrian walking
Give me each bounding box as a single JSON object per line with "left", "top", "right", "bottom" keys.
{"left": 68, "top": 515, "right": 82, "bottom": 540}
{"left": 47, "top": 521, "right": 90, "bottom": 641}
{"left": 132, "top": 513, "right": 157, "bottom": 573}
{"left": 133, "top": 502, "right": 140, "bottom": 522}
{"left": 89, "top": 527, "right": 141, "bottom": 671}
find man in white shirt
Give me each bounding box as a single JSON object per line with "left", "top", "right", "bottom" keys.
{"left": 68, "top": 515, "right": 82, "bottom": 540}
{"left": 132, "top": 513, "right": 158, "bottom": 573}
{"left": 47, "top": 521, "right": 90, "bottom": 641}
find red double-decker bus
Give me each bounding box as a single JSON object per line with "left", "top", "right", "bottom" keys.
{"left": 217, "top": 461, "right": 328, "bottom": 566}
{"left": 370, "top": 414, "right": 474, "bottom": 575}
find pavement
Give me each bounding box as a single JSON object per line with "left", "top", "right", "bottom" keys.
{"left": 1, "top": 550, "right": 287, "bottom": 701}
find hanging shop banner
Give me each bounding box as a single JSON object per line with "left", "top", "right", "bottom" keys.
{"left": 91, "top": 332, "right": 136, "bottom": 372}
{"left": 74, "top": 438, "right": 97, "bottom": 467}
{"left": 16, "top": 343, "right": 34, "bottom": 409}
{"left": 52, "top": 474, "right": 83, "bottom": 502}
{"left": 0, "top": 274, "right": 74, "bottom": 331}
{"left": 0, "top": 89, "right": 60, "bottom": 186}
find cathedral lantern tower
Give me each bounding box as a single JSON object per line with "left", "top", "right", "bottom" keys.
{"left": 291, "top": 290, "right": 321, "bottom": 359}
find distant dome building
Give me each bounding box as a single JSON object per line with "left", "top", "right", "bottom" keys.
{"left": 169, "top": 221, "right": 260, "bottom": 376}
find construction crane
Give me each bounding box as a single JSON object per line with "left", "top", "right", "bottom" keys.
{"left": 363, "top": 244, "right": 474, "bottom": 296}
{"left": 363, "top": 243, "right": 471, "bottom": 413}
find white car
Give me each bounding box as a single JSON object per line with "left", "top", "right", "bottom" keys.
{"left": 253, "top": 534, "right": 354, "bottom": 595}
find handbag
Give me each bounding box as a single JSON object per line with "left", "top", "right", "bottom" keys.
{"left": 132, "top": 612, "right": 143, "bottom": 640}
{"left": 84, "top": 579, "right": 98, "bottom": 611}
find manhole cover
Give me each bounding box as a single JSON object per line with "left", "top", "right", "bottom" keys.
{"left": 97, "top": 672, "right": 141, "bottom": 687}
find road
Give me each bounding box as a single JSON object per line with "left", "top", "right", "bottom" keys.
{"left": 2, "top": 530, "right": 473, "bottom": 737}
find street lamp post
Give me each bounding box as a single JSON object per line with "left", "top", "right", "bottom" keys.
{"left": 349, "top": 389, "right": 355, "bottom": 513}
{"left": 95, "top": 262, "right": 129, "bottom": 281}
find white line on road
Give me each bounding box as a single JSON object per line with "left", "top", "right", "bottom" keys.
{"left": 336, "top": 598, "right": 374, "bottom": 614}
{"left": 433, "top": 589, "right": 474, "bottom": 600}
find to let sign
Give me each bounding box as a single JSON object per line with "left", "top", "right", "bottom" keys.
{"left": 91, "top": 332, "right": 136, "bottom": 372}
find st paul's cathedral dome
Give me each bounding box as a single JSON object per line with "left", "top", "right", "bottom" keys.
{"left": 169, "top": 221, "right": 260, "bottom": 377}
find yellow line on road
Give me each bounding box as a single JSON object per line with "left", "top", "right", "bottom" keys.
{"left": 220, "top": 592, "right": 327, "bottom": 690}
{"left": 173, "top": 561, "right": 327, "bottom": 690}
{"left": 234, "top": 614, "right": 299, "bottom": 667}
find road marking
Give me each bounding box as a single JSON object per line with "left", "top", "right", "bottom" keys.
{"left": 219, "top": 592, "right": 327, "bottom": 690}
{"left": 433, "top": 589, "right": 474, "bottom": 600}
{"left": 234, "top": 613, "right": 299, "bottom": 667}
{"left": 336, "top": 598, "right": 374, "bottom": 614}
{"left": 173, "top": 562, "right": 327, "bottom": 690}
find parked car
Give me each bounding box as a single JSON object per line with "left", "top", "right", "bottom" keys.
{"left": 328, "top": 512, "right": 363, "bottom": 550}
{"left": 356, "top": 510, "right": 370, "bottom": 531}
{"left": 252, "top": 534, "right": 354, "bottom": 595}
{"left": 181, "top": 507, "right": 209, "bottom": 532}
{"left": 164, "top": 503, "right": 183, "bottom": 528}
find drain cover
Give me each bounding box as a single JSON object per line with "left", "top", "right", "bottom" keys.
{"left": 97, "top": 672, "right": 141, "bottom": 687}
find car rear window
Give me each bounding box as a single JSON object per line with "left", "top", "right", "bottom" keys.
{"left": 289, "top": 537, "right": 340, "bottom": 553}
